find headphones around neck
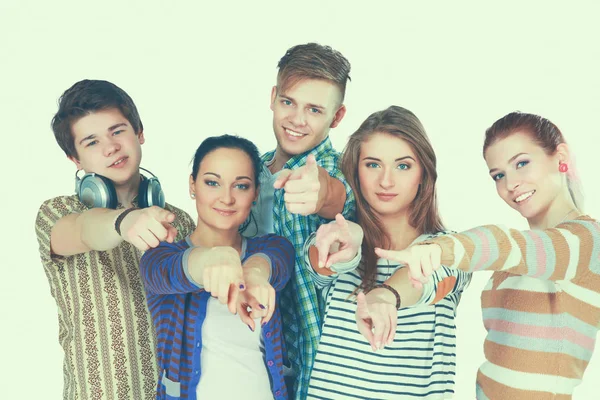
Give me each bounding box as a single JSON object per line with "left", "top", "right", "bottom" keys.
{"left": 75, "top": 167, "right": 165, "bottom": 209}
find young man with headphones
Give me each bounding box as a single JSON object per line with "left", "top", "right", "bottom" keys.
{"left": 34, "top": 80, "right": 195, "bottom": 400}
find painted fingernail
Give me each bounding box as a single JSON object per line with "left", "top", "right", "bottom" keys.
{"left": 248, "top": 325, "right": 254, "bottom": 332}
{"left": 239, "top": 284, "right": 245, "bottom": 290}
{"left": 262, "top": 321, "right": 267, "bottom": 327}
{"left": 259, "top": 304, "right": 266, "bottom": 310}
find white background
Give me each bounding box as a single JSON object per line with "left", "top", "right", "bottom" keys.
{"left": 1, "top": 1, "right": 599, "bottom": 398}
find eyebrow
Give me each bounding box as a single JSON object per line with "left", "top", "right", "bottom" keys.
{"left": 203, "top": 172, "right": 253, "bottom": 181}
{"left": 280, "top": 94, "right": 326, "bottom": 111}
{"left": 78, "top": 123, "right": 128, "bottom": 145}
{"left": 489, "top": 152, "right": 529, "bottom": 174}
{"left": 361, "top": 156, "right": 416, "bottom": 162}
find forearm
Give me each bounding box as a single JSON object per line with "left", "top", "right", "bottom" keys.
{"left": 243, "top": 254, "right": 271, "bottom": 281}
{"left": 383, "top": 267, "right": 424, "bottom": 308}
{"left": 316, "top": 167, "right": 346, "bottom": 219}
{"left": 51, "top": 208, "right": 124, "bottom": 256}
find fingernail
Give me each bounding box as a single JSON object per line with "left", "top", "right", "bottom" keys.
{"left": 239, "top": 284, "right": 245, "bottom": 290}
{"left": 262, "top": 321, "right": 267, "bottom": 327}
{"left": 376, "top": 341, "right": 381, "bottom": 349}
{"left": 318, "top": 262, "right": 324, "bottom": 268}
{"left": 248, "top": 325, "right": 253, "bottom": 332}
{"left": 259, "top": 304, "right": 266, "bottom": 310}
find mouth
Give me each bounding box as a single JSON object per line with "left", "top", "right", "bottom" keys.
{"left": 284, "top": 127, "right": 308, "bottom": 140}
{"left": 376, "top": 193, "right": 398, "bottom": 202}
{"left": 514, "top": 190, "right": 535, "bottom": 204}
{"left": 108, "top": 156, "right": 128, "bottom": 168}
{"left": 213, "top": 208, "right": 237, "bottom": 216}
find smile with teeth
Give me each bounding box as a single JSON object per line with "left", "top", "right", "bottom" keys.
{"left": 110, "top": 157, "right": 127, "bottom": 167}
{"left": 285, "top": 128, "right": 306, "bottom": 137}
{"left": 515, "top": 190, "right": 535, "bottom": 203}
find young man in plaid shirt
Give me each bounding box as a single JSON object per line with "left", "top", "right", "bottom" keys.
{"left": 243, "top": 43, "right": 356, "bottom": 399}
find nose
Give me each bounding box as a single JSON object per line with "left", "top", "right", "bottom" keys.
{"left": 103, "top": 137, "right": 121, "bottom": 157}
{"left": 290, "top": 109, "right": 307, "bottom": 128}
{"left": 505, "top": 172, "right": 521, "bottom": 192}
{"left": 379, "top": 168, "right": 395, "bottom": 190}
{"left": 220, "top": 187, "right": 235, "bottom": 205}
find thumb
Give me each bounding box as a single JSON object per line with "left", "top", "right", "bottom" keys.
{"left": 306, "top": 154, "right": 318, "bottom": 170}
{"left": 374, "top": 247, "right": 406, "bottom": 264}
{"left": 158, "top": 209, "right": 176, "bottom": 223}
{"left": 356, "top": 291, "right": 370, "bottom": 318}
{"left": 273, "top": 169, "right": 293, "bottom": 189}
{"left": 334, "top": 213, "right": 347, "bottom": 227}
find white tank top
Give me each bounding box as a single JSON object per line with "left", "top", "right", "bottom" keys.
{"left": 195, "top": 297, "right": 274, "bottom": 399}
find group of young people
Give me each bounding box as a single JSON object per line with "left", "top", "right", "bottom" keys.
{"left": 35, "top": 42, "right": 599, "bottom": 400}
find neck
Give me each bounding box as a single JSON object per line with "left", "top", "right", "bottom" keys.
{"left": 189, "top": 222, "right": 242, "bottom": 251}
{"left": 527, "top": 191, "right": 580, "bottom": 229}
{"left": 269, "top": 148, "right": 291, "bottom": 173}
{"left": 380, "top": 211, "right": 422, "bottom": 251}
{"left": 115, "top": 170, "right": 142, "bottom": 208}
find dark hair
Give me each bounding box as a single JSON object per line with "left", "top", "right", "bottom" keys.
{"left": 277, "top": 42, "right": 351, "bottom": 102}
{"left": 484, "top": 111, "right": 583, "bottom": 209}
{"left": 191, "top": 134, "right": 262, "bottom": 234}
{"left": 51, "top": 79, "right": 143, "bottom": 158}
{"left": 341, "top": 106, "right": 445, "bottom": 292}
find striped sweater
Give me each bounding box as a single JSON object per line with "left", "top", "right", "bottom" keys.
{"left": 424, "top": 216, "right": 600, "bottom": 399}
{"left": 139, "top": 234, "right": 295, "bottom": 400}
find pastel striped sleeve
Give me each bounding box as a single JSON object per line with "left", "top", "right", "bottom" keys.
{"left": 414, "top": 266, "right": 471, "bottom": 306}
{"left": 249, "top": 234, "right": 295, "bottom": 292}
{"left": 139, "top": 241, "right": 205, "bottom": 295}
{"left": 424, "top": 218, "right": 600, "bottom": 282}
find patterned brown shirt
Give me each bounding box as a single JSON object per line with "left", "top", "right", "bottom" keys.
{"left": 35, "top": 195, "right": 196, "bottom": 400}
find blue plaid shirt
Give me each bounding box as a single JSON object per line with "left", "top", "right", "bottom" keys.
{"left": 254, "top": 137, "right": 356, "bottom": 399}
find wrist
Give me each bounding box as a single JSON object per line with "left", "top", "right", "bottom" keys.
{"left": 114, "top": 207, "right": 140, "bottom": 237}
{"left": 369, "top": 284, "right": 401, "bottom": 309}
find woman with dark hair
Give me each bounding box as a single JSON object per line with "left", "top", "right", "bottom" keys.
{"left": 139, "top": 134, "right": 294, "bottom": 400}
{"left": 378, "top": 112, "right": 600, "bottom": 399}
{"left": 304, "top": 106, "right": 471, "bottom": 399}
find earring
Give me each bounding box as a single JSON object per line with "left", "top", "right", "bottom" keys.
{"left": 191, "top": 193, "right": 196, "bottom": 199}
{"left": 252, "top": 201, "right": 257, "bottom": 205}
{"left": 559, "top": 162, "right": 568, "bottom": 173}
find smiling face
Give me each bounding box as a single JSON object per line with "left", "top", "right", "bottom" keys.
{"left": 485, "top": 132, "right": 567, "bottom": 221}
{"left": 358, "top": 132, "right": 423, "bottom": 219}
{"left": 270, "top": 78, "right": 346, "bottom": 165}
{"left": 69, "top": 108, "right": 144, "bottom": 186}
{"left": 189, "top": 147, "right": 258, "bottom": 233}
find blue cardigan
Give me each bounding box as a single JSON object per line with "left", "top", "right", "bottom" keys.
{"left": 140, "top": 234, "right": 295, "bottom": 399}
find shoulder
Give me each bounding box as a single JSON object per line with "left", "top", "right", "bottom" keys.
{"left": 164, "top": 203, "right": 196, "bottom": 237}
{"left": 36, "top": 194, "right": 86, "bottom": 226}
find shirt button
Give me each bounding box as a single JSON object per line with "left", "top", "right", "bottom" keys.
{"left": 196, "top": 342, "right": 200, "bottom": 347}
{"left": 267, "top": 360, "right": 274, "bottom": 367}
{"left": 266, "top": 332, "right": 272, "bottom": 338}
{"left": 195, "top": 370, "right": 199, "bottom": 374}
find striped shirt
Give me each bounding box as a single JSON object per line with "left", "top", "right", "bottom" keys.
{"left": 35, "top": 195, "right": 195, "bottom": 400}
{"left": 249, "top": 136, "right": 356, "bottom": 399}
{"left": 424, "top": 216, "right": 600, "bottom": 399}
{"left": 306, "top": 232, "right": 472, "bottom": 399}
{"left": 139, "top": 234, "right": 295, "bottom": 400}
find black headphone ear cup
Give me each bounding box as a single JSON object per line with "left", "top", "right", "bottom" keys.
{"left": 77, "top": 173, "right": 118, "bottom": 209}
{"left": 138, "top": 177, "right": 165, "bottom": 208}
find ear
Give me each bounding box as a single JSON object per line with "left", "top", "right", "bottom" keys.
{"left": 138, "top": 130, "right": 145, "bottom": 145}
{"left": 330, "top": 104, "right": 347, "bottom": 129}
{"left": 68, "top": 155, "right": 83, "bottom": 171}
{"left": 269, "top": 86, "right": 277, "bottom": 111}
{"left": 555, "top": 143, "right": 570, "bottom": 164}
{"left": 189, "top": 175, "right": 196, "bottom": 197}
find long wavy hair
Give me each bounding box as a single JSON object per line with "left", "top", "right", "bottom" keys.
{"left": 341, "top": 106, "right": 445, "bottom": 291}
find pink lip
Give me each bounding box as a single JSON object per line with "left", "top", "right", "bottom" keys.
{"left": 376, "top": 193, "right": 398, "bottom": 202}
{"left": 108, "top": 156, "right": 128, "bottom": 168}
{"left": 214, "top": 208, "right": 237, "bottom": 216}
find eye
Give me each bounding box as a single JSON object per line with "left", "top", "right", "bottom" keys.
{"left": 113, "top": 130, "right": 124, "bottom": 136}
{"left": 516, "top": 160, "right": 529, "bottom": 169}
{"left": 204, "top": 180, "right": 219, "bottom": 187}
{"left": 309, "top": 107, "right": 321, "bottom": 114}
{"left": 397, "top": 163, "right": 410, "bottom": 170}
{"left": 282, "top": 99, "right": 292, "bottom": 106}
{"left": 492, "top": 173, "right": 504, "bottom": 181}
{"left": 86, "top": 140, "right": 98, "bottom": 147}
{"left": 235, "top": 183, "right": 250, "bottom": 190}
{"left": 365, "top": 162, "right": 380, "bottom": 168}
